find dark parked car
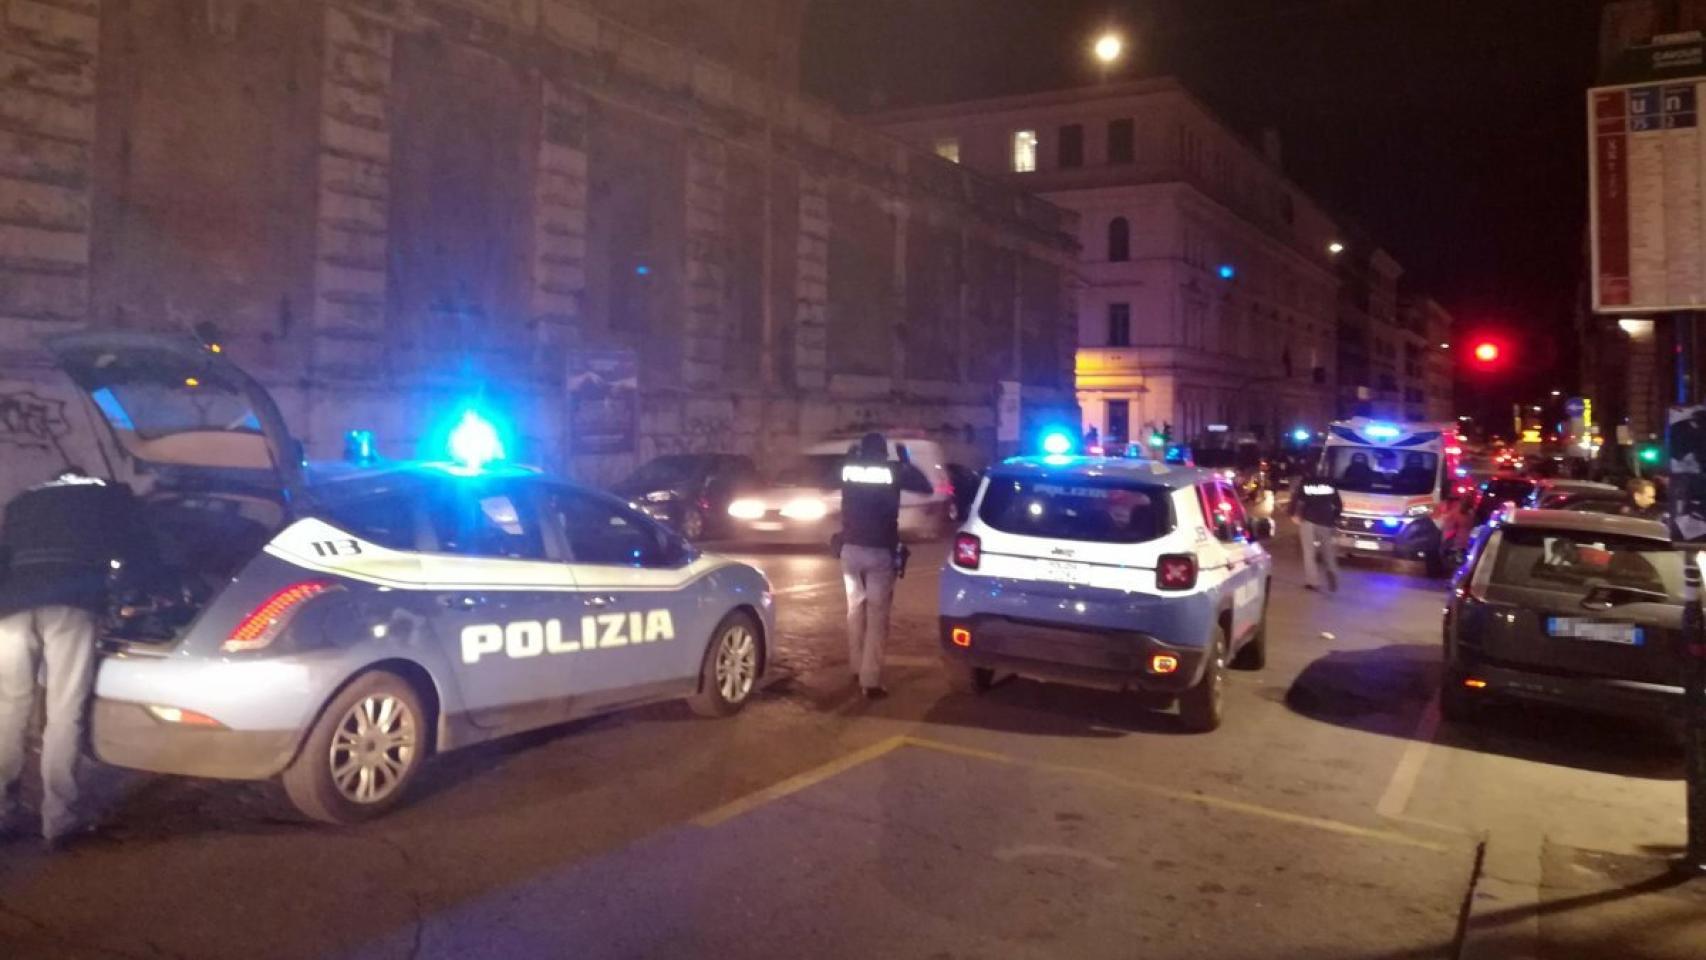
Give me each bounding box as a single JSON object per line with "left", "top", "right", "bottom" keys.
{"left": 945, "top": 463, "right": 980, "bottom": 523}
{"left": 613, "top": 454, "right": 760, "bottom": 540}
{"left": 1441, "top": 509, "right": 1683, "bottom": 727}
{"left": 1528, "top": 478, "right": 1629, "bottom": 513}
{"left": 1472, "top": 476, "right": 1538, "bottom": 526}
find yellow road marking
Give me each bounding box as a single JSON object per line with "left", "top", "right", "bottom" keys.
{"left": 694, "top": 732, "right": 1452, "bottom": 853}
{"left": 692, "top": 736, "right": 908, "bottom": 827}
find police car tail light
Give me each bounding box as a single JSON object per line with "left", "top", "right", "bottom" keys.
{"left": 223, "top": 580, "right": 340, "bottom": 653}
{"left": 1156, "top": 555, "right": 1197, "bottom": 591}
{"left": 952, "top": 533, "right": 981, "bottom": 569}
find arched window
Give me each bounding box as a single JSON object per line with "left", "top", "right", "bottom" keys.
{"left": 1108, "top": 217, "right": 1131, "bottom": 262}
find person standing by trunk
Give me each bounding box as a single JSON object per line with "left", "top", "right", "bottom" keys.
{"left": 838, "top": 433, "right": 917, "bottom": 699}
{"left": 1289, "top": 470, "right": 1343, "bottom": 593}
{"left": 0, "top": 468, "right": 148, "bottom": 850}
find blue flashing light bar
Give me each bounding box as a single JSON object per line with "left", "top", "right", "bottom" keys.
{"left": 449, "top": 409, "right": 505, "bottom": 470}
{"left": 1364, "top": 423, "right": 1402, "bottom": 441}
{"left": 1292, "top": 427, "right": 1312, "bottom": 443}
{"left": 1217, "top": 264, "right": 1236, "bottom": 280}
{"left": 1041, "top": 431, "right": 1074, "bottom": 456}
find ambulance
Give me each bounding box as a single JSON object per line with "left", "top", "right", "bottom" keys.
{"left": 1319, "top": 418, "right": 1463, "bottom": 576}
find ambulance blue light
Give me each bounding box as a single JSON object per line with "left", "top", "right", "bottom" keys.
{"left": 1041, "top": 431, "right": 1073, "bottom": 456}
{"left": 449, "top": 410, "right": 505, "bottom": 470}
{"left": 634, "top": 264, "right": 650, "bottom": 276}
{"left": 1292, "top": 427, "right": 1312, "bottom": 443}
{"left": 1381, "top": 517, "right": 1403, "bottom": 529}
{"left": 1218, "top": 264, "right": 1236, "bottom": 280}
{"left": 1365, "top": 423, "right": 1401, "bottom": 441}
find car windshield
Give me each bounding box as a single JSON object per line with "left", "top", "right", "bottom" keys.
{"left": 776, "top": 455, "right": 845, "bottom": 489}
{"left": 1324, "top": 446, "right": 1438, "bottom": 495}
{"left": 979, "top": 475, "right": 1172, "bottom": 543}
{"left": 1488, "top": 527, "right": 1682, "bottom": 599}
{"left": 622, "top": 455, "right": 711, "bottom": 490}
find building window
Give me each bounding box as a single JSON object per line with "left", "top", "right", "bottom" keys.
{"left": 1058, "top": 123, "right": 1084, "bottom": 168}
{"left": 1106, "top": 399, "right": 1131, "bottom": 443}
{"left": 1012, "top": 129, "right": 1038, "bottom": 172}
{"left": 1108, "top": 118, "right": 1135, "bottom": 163}
{"left": 1108, "top": 217, "right": 1130, "bottom": 262}
{"left": 1108, "top": 303, "right": 1132, "bottom": 346}
{"left": 934, "top": 137, "right": 960, "bottom": 164}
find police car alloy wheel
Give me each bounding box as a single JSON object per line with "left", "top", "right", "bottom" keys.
{"left": 282, "top": 671, "right": 427, "bottom": 824}
{"left": 1177, "top": 627, "right": 1227, "bottom": 733}
{"left": 689, "top": 612, "right": 763, "bottom": 717}
{"left": 682, "top": 506, "right": 706, "bottom": 541}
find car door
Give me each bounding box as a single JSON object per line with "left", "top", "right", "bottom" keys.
{"left": 1199, "top": 481, "right": 1262, "bottom": 641}
{"left": 418, "top": 477, "right": 580, "bottom": 727}
{"left": 546, "top": 487, "right": 705, "bottom": 707}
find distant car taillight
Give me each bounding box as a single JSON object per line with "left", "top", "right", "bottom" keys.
{"left": 223, "top": 580, "right": 340, "bottom": 653}
{"left": 953, "top": 533, "right": 981, "bottom": 569}
{"left": 1156, "top": 554, "right": 1198, "bottom": 591}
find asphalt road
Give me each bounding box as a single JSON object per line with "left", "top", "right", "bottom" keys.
{"left": 0, "top": 526, "right": 1690, "bottom": 959}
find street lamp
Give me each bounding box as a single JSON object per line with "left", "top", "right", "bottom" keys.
{"left": 1328, "top": 241, "right": 1345, "bottom": 256}
{"left": 1093, "top": 32, "right": 1124, "bottom": 65}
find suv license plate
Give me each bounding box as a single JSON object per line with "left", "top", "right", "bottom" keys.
{"left": 1353, "top": 539, "right": 1381, "bottom": 551}
{"left": 1547, "top": 618, "right": 1644, "bottom": 646}
{"left": 1038, "top": 560, "right": 1087, "bottom": 585}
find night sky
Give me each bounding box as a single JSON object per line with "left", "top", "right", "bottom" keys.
{"left": 803, "top": 0, "right": 1603, "bottom": 420}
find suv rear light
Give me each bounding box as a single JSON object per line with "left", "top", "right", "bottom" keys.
{"left": 223, "top": 580, "right": 339, "bottom": 653}
{"left": 1156, "top": 554, "right": 1197, "bottom": 591}
{"left": 950, "top": 626, "right": 972, "bottom": 647}
{"left": 953, "top": 533, "right": 981, "bottom": 569}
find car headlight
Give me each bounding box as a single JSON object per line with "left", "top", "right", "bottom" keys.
{"left": 781, "top": 498, "right": 829, "bottom": 521}
{"left": 728, "top": 499, "right": 766, "bottom": 520}
{"left": 1406, "top": 504, "right": 1432, "bottom": 517}
{"left": 642, "top": 490, "right": 676, "bottom": 503}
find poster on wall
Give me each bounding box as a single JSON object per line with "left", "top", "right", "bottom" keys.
{"left": 568, "top": 350, "right": 638, "bottom": 455}
{"left": 1669, "top": 405, "right": 1706, "bottom": 541}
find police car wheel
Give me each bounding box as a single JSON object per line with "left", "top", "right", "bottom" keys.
{"left": 681, "top": 507, "right": 706, "bottom": 541}
{"left": 282, "top": 671, "right": 426, "bottom": 824}
{"left": 943, "top": 659, "right": 994, "bottom": 694}
{"left": 1177, "top": 628, "right": 1227, "bottom": 733}
{"left": 1230, "top": 588, "right": 1269, "bottom": 671}
{"left": 689, "top": 612, "right": 763, "bottom": 717}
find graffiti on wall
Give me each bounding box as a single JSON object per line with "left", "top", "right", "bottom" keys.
{"left": 0, "top": 389, "right": 72, "bottom": 458}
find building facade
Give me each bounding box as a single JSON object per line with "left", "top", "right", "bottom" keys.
{"left": 0, "top": 0, "right": 1078, "bottom": 501}
{"left": 870, "top": 78, "right": 1343, "bottom": 448}
{"left": 1399, "top": 295, "right": 1456, "bottom": 423}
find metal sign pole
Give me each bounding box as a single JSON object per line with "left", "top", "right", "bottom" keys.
{"left": 1677, "top": 311, "right": 1706, "bottom": 875}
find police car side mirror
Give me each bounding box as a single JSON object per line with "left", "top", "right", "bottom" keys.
{"left": 1252, "top": 517, "right": 1275, "bottom": 542}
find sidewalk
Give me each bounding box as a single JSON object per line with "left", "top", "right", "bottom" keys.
{"left": 1463, "top": 839, "right": 1706, "bottom": 959}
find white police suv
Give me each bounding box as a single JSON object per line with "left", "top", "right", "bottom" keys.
{"left": 939, "top": 456, "right": 1273, "bottom": 731}
{"left": 46, "top": 332, "right": 775, "bottom": 823}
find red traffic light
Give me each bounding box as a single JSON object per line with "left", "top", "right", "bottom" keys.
{"left": 1473, "top": 342, "right": 1500, "bottom": 364}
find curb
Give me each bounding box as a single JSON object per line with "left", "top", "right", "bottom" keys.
{"left": 1456, "top": 834, "right": 1544, "bottom": 960}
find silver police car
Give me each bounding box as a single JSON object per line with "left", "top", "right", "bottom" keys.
{"left": 49, "top": 333, "right": 774, "bottom": 823}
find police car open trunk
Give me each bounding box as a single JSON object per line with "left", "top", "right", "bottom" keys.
{"left": 44, "top": 332, "right": 305, "bottom": 644}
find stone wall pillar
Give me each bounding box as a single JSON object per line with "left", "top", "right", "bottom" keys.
{"left": 683, "top": 133, "right": 727, "bottom": 389}
{"left": 0, "top": 0, "right": 99, "bottom": 361}
{"left": 311, "top": 3, "right": 395, "bottom": 380}
{"left": 531, "top": 79, "right": 586, "bottom": 366}
{"left": 793, "top": 171, "right": 828, "bottom": 391}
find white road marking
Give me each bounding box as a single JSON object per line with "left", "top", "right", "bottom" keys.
{"left": 1377, "top": 695, "right": 1441, "bottom": 820}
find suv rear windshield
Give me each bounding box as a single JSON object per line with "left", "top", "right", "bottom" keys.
{"left": 1487, "top": 527, "right": 1683, "bottom": 600}
{"left": 979, "top": 475, "right": 1172, "bottom": 543}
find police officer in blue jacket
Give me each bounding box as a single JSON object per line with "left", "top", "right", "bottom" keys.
{"left": 838, "top": 433, "right": 929, "bottom": 699}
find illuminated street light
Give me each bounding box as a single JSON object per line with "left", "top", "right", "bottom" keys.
{"left": 1328, "top": 241, "right": 1345, "bottom": 256}
{"left": 1550, "top": 390, "right": 1562, "bottom": 397}
{"left": 1093, "top": 32, "right": 1125, "bottom": 65}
